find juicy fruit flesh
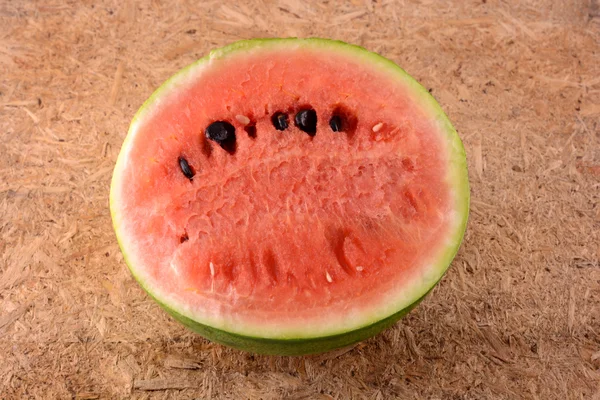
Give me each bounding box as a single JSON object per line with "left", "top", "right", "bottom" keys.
{"left": 117, "top": 47, "right": 455, "bottom": 333}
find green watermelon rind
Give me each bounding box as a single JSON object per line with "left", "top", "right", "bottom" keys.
{"left": 110, "top": 38, "right": 469, "bottom": 355}
{"left": 157, "top": 286, "right": 430, "bottom": 355}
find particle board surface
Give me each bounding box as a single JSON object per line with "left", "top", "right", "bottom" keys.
{"left": 1, "top": 1, "right": 599, "bottom": 399}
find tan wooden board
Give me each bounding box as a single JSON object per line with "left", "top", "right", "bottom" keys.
{"left": 1, "top": 0, "right": 599, "bottom": 398}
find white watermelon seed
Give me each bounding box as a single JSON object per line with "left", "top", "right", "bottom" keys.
{"left": 209, "top": 262, "right": 215, "bottom": 277}
{"left": 169, "top": 260, "right": 180, "bottom": 276}
{"left": 356, "top": 266, "right": 364, "bottom": 272}
{"left": 235, "top": 114, "right": 250, "bottom": 125}
{"left": 326, "top": 271, "right": 333, "bottom": 283}
{"left": 372, "top": 122, "right": 384, "bottom": 132}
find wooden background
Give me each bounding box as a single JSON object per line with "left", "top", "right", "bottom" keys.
{"left": 1, "top": 0, "right": 599, "bottom": 398}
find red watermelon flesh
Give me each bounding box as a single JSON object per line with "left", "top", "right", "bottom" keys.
{"left": 111, "top": 39, "right": 469, "bottom": 352}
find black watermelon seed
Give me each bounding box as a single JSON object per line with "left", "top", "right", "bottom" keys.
{"left": 272, "top": 112, "right": 289, "bottom": 131}
{"left": 295, "top": 109, "right": 317, "bottom": 136}
{"left": 329, "top": 115, "right": 342, "bottom": 132}
{"left": 205, "top": 121, "right": 236, "bottom": 147}
{"left": 178, "top": 156, "right": 194, "bottom": 180}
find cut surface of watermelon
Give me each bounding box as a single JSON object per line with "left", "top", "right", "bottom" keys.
{"left": 110, "top": 38, "right": 469, "bottom": 355}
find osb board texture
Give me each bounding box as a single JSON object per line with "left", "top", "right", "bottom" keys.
{"left": 1, "top": 0, "right": 599, "bottom": 398}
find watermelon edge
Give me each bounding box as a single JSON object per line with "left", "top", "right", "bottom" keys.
{"left": 154, "top": 281, "right": 432, "bottom": 356}
{"left": 110, "top": 37, "right": 470, "bottom": 354}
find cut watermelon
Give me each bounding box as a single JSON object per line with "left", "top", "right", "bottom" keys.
{"left": 110, "top": 38, "right": 469, "bottom": 355}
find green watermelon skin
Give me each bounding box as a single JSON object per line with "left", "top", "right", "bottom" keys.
{"left": 158, "top": 289, "right": 428, "bottom": 355}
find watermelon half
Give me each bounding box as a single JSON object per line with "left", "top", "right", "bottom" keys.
{"left": 110, "top": 38, "right": 469, "bottom": 355}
